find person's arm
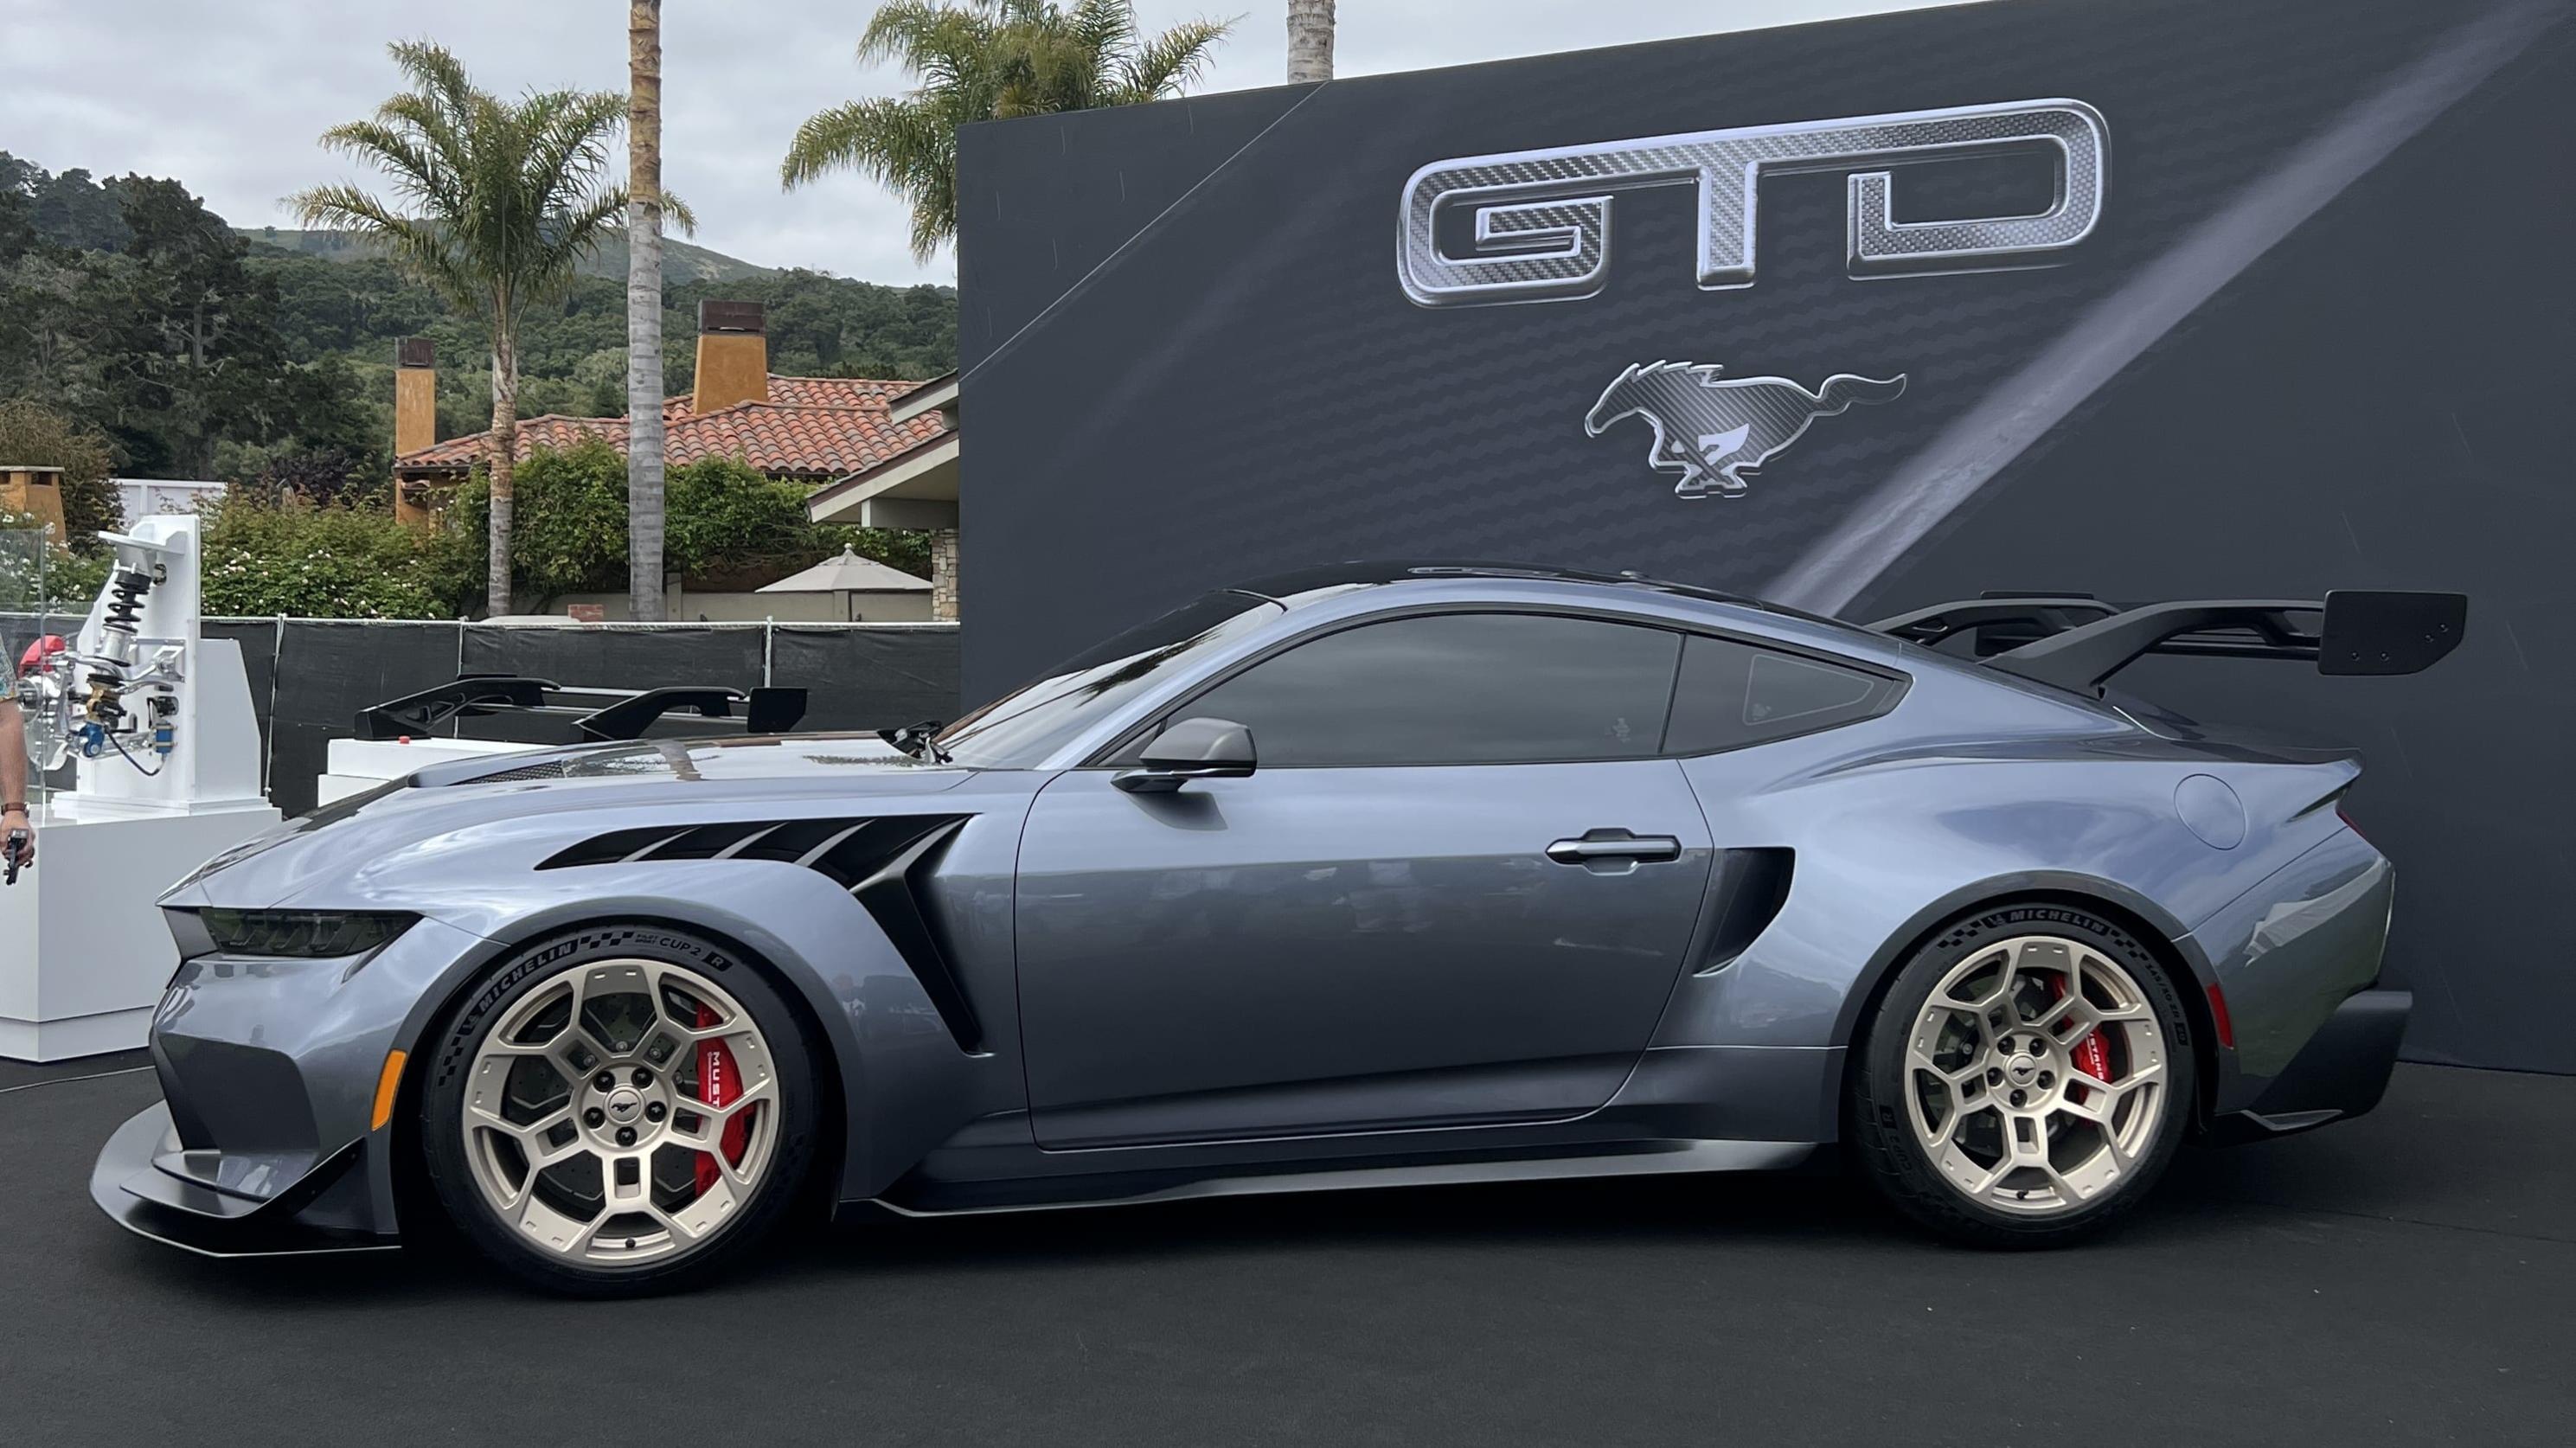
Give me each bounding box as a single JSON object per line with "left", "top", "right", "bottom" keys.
{"left": 1, "top": 692, "right": 32, "bottom": 875}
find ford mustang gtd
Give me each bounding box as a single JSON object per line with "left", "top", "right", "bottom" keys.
{"left": 95, "top": 565, "right": 2464, "bottom": 1292}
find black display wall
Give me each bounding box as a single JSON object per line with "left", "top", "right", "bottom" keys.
{"left": 955, "top": 0, "right": 2576, "bottom": 1072}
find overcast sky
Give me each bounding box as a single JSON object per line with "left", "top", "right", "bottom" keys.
{"left": 3, "top": 0, "right": 1973, "bottom": 286}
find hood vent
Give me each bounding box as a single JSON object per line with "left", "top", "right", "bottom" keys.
{"left": 538, "top": 814, "right": 981, "bottom": 1049}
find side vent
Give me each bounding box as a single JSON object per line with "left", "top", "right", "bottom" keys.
{"left": 539, "top": 814, "right": 982, "bottom": 1049}
{"left": 1698, "top": 848, "right": 1795, "bottom": 974}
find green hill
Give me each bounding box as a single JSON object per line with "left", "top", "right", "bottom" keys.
{"left": 240, "top": 227, "right": 781, "bottom": 286}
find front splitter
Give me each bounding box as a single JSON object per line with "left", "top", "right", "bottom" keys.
{"left": 91, "top": 1102, "right": 399, "bottom": 1259}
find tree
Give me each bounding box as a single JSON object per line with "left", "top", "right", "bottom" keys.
{"left": 101, "top": 178, "right": 292, "bottom": 477}
{"left": 292, "top": 42, "right": 631, "bottom": 617}
{"left": 627, "top": 1, "right": 670, "bottom": 621}
{"left": 1285, "top": 0, "right": 1334, "bottom": 83}
{"left": 2, "top": 158, "right": 303, "bottom": 480}
{"left": 783, "top": 1, "right": 1234, "bottom": 263}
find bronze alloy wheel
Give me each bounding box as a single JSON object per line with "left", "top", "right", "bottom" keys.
{"left": 1849, "top": 903, "right": 2195, "bottom": 1247}
{"left": 421, "top": 926, "right": 818, "bottom": 1295}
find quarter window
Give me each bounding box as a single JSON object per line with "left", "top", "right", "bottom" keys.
{"left": 1663, "top": 633, "right": 1901, "bottom": 754}
{"left": 1178, "top": 612, "right": 1683, "bottom": 766}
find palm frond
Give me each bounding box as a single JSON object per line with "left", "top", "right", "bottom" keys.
{"left": 286, "top": 183, "right": 480, "bottom": 311}
{"left": 531, "top": 186, "right": 631, "bottom": 297}
{"left": 1120, "top": 17, "right": 1234, "bottom": 100}
{"left": 790, "top": 1, "right": 1236, "bottom": 259}
{"left": 1067, "top": 0, "right": 1137, "bottom": 61}
{"left": 782, "top": 96, "right": 963, "bottom": 261}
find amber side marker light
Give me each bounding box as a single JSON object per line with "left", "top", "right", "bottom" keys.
{"left": 371, "top": 1050, "right": 408, "bottom": 1131}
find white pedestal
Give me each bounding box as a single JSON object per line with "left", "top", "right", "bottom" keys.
{"left": 0, "top": 798, "right": 283, "bottom": 1062}
{"left": 317, "top": 736, "right": 539, "bottom": 805}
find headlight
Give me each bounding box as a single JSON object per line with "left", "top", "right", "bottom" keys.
{"left": 192, "top": 909, "right": 418, "bottom": 958}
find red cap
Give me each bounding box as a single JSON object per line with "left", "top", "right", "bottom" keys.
{"left": 16, "top": 634, "right": 66, "bottom": 675}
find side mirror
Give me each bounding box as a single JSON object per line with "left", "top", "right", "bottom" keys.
{"left": 1112, "top": 717, "right": 1256, "bottom": 794}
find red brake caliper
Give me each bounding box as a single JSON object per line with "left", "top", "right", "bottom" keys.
{"left": 692, "top": 1003, "right": 750, "bottom": 1195}
{"left": 2049, "top": 976, "right": 2113, "bottom": 1101}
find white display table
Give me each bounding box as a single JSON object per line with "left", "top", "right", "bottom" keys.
{"left": 317, "top": 735, "right": 541, "bottom": 805}
{"left": 0, "top": 797, "right": 282, "bottom": 1061}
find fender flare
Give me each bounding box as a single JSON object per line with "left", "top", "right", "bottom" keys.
{"left": 1827, "top": 868, "right": 2220, "bottom": 1055}
{"left": 380, "top": 887, "right": 981, "bottom": 1214}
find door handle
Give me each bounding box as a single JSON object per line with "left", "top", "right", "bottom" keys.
{"left": 1546, "top": 831, "right": 1683, "bottom": 866}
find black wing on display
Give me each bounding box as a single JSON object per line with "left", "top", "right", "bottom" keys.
{"left": 1868, "top": 591, "right": 2468, "bottom": 695}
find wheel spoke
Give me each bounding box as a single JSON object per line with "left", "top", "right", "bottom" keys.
{"left": 645, "top": 1201, "right": 708, "bottom": 1244}
{"left": 2061, "top": 1059, "right": 2162, "bottom": 1127}
{"left": 2090, "top": 1058, "right": 2163, "bottom": 1094}
{"left": 2042, "top": 999, "right": 2100, "bottom": 1045}
{"left": 1964, "top": 1155, "right": 2013, "bottom": 1195}
{"left": 517, "top": 1185, "right": 602, "bottom": 1255}
{"left": 670, "top": 1078, "right": 774, "bottom": 1149}
{"left": 601, "top": 1150, "right": 656, "bottom": 1209}
{"left": 2007, "top": 1113, "right": 2049, "bottom": 1169}
{"left": 646, "top": 962, "right": 739, "bottom": 1037}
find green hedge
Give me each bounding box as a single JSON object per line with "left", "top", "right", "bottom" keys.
{"left": 446, "top": 439, "right": 929, "bottom": 608}
{"left": 198, "top": 497, "right": 477, "bottom": 618}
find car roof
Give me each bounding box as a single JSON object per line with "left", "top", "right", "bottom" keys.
{"left": 1226, "top": 559, "right": 1856, "bottom": 630}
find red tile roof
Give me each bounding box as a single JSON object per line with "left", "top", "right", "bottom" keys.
{"left": 396, "top": 376, "right": 947, "bottom": 481}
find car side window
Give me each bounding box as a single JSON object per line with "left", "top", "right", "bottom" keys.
{"left": 1663, "top": 633, "right": 1901, "bottom": 754}
{"left": 1174, "top": 612, "right": 1684, "bottom": 766}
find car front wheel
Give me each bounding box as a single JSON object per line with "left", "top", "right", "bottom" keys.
{"left": 1849, "top": 904, "right": 2195, "bottom": 1246}
{"left": 420, "top": 926, "right": 821, "bottom": 1295}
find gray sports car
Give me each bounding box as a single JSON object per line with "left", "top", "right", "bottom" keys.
{"left": 94, "top": 564, "right": 2464, "bottom": 1292}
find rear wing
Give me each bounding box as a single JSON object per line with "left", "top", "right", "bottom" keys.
{"left": 1868, "top": 591, "right": 2466, "bottom": 695}
{"left": 356, "top": 676, "right": 810, "bottom": 744}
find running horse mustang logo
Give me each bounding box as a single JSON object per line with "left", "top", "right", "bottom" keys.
{"left": 1584, "top": 362, "right": 1906, "bottom": 499}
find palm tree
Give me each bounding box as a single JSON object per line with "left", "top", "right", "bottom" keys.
{"left": 293, "top": 42, "right": 630, "bottom": 617}
{"left": 627, "top": 2, "right": 669, "bottom": 622}
{"left": 783, "top": 0, "right": 1234, "bottom": 264}
{"left": 1285, "top": 0, "right": 1334, "bottom": 83}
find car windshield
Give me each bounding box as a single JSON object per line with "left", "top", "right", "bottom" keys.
{"left": 934, "top": 591, "right": 1282, "bottom": 767}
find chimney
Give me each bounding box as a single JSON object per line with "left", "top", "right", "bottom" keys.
{"left": 0, "top": 465, "right": 68, "bottom": 543}
{"left": 692, "top": 300, "right": 769, "bottom": 414}
{"left": 394, "top": 337, "right": 437, "bottom": 457}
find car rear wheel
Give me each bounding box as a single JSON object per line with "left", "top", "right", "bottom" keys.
{"left": 421, "top": 926, "right": 820, "bottom": 1295}
{"left": 1849, "top": 904, "right": 2194, "bottom": 1246}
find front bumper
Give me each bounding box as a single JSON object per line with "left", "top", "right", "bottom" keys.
{"left": 93, "top": 914, "right": 492, "bottom": 1256}
{"left": 2208, "top": 988, "right": 2412, "bottom": 1143}
{"left": 91, "top": 1101, "right": 397, "bottom": 1257}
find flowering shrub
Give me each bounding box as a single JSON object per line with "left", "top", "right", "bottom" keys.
{"left": 0, "top": 510, "right": 109, "bottom": 612}
{"left": 196, "top": 497, "right": 477, "bottom": 618}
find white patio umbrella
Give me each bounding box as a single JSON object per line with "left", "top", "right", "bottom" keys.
{"left": 756, "top": 546, "right": 932, "bottom": 619}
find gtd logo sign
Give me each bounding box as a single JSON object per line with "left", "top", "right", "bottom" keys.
{"left": 1397, "top": 99, "right": 2108, "bottom": 308}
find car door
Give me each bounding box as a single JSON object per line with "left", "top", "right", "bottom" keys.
{"left": 1014, "top": 609, "right": 1716, "bottom": 1149}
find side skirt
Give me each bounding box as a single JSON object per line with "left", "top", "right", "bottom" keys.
{"left": 856, "top": 1137, "right": 1820, "bottom": 1220}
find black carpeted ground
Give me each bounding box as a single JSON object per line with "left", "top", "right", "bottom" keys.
{"left": 1, "top": 1063, "right": 2566, "bottom": 1446}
